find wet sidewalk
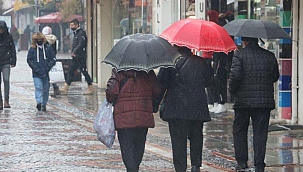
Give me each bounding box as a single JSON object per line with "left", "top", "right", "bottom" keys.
{"left": 1, "top": 50, "right": 302, "bottom": 171}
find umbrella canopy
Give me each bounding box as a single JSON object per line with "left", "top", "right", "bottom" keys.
{"left": 34, "top": 12, "right": 84, "bottom": 24}
{"left": 102, "top": 33, "right": 182, "bottom": 72}
{"left": 160, "top": 18, "right": 237, "bottom": 54}
{"left": 223, "top": 19, "right": 291, "bottom": 39}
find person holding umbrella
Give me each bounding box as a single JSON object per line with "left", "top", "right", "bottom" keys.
{"left": 224, "top": 19, "right": 289, "bottom": 172}
{"left": 156, "top": 46, "right": 212, "bottom": 172}
{"left": 229, "top": 37, "right": 280, "bottom": 172}
{"left": 158, "top": 18, "right": 237, "bottom": 171}
{"left": 102, "top": 33, "right": 181, "bottom": 172}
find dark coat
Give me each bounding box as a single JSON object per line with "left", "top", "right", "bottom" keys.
{"left": 71, "top": 27, "right": 87, "bottom": 66}
{"left": 229, "top": 42, "right": 279, "bottom": 109}
{"left": 0, "top": 20, "right": 17, "bottom": 66}
{"left": 157, "top": 48, "right": 212, "bottom": 122}
{"left": 105, "top": 70, "right": 161, "bottom": 129}
{"left": 27, "top": 44, "right": 56, "bottom": 78}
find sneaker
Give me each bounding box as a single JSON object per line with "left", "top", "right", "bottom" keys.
{"left": 214, "top": 104, "right": 227, "bottom": 113}
{"left": 209, "top": 104, "right": 219, "bottom": 113}
{"left": 36, "top": 103, "right": 41, "bottom": 111}
{"left": 41, "top": 105, "right": 46, "bottom": 112}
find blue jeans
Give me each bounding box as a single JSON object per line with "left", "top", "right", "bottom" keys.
{"left": 0, "top": 64, "right": 11, "bottom": 100}
{"left": 33, "top": 77, "right": 50, "bottom": 106}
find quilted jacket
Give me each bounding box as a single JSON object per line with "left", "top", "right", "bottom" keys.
{"left": 229, "top": 42, "right": 280, "bottom": 109}
{"left": 105, "top": 70, "right": 161, "bottom": 129}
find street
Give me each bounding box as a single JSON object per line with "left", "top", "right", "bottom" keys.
{"left": 0, "top": 50, "right": 302, "bottom": 172}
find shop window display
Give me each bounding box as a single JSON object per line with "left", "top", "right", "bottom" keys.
{"left": 112, "top": 0, "right": 153, "bottom": 39}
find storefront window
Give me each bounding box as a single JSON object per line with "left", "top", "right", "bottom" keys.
{"left": 112, "top": 0, "right": 153, "bottom": 39}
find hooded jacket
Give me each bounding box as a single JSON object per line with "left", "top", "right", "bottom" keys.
{"left": 229, "top": 41, "right": 280, "bottom": 109}
{"left": 27, "top": 32, "right": 56, "bottom": 78}
{"left": 0, "top": 20, "right": 17, "bottom": 66}
{"left": 105, "top": 70, "right": 161, "bottom": 129}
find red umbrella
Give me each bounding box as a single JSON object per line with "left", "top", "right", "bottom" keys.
{"left": 160, "top": 18, "right": 237, "bottom": 54}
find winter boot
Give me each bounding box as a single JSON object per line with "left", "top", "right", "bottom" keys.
{"left": 191, "top": 166, "right": 200, "bottom": 172}
{"left": 214, "top": 104, "right": 227, "bottom": 113}
{"left": 4, "top": 98, "right": 10, "bottom": 108}
{"left": 83, "top": 85, "right": 95, "bottom": 95}
{"left": 53, "top": 87, "right": 60, "bottom": 95}
{"left": 60, "top": 83, "right": 69, "bottom": 95}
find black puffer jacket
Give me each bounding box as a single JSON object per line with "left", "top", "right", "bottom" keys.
{"left": 157, "top": 47, "right": 212, "bottom": 122}
{"left": 0, "top": 20, "right": 16, "bottom": 66}
{"left": 229, "top": 42, "right": 279, "bottom": 109}
{"left": 71, "top": 27, "right": 87, "bottom": 66}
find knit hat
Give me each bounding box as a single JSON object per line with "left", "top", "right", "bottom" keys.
{"left": 42, "top": 26, "right": 52, "bottom": 35}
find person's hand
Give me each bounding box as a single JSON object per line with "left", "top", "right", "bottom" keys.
{"left": 11, "top": 65, "right": 15, "bottom": 68}
{"left": 71, "top": 53, "right": 76, "bottom": 57}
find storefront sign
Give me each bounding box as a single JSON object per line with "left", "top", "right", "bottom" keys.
{"left": 195, "top": 0, "right": 206, "bottom": 20}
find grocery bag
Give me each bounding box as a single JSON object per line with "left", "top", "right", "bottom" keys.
{"left": 93, "top": 98, "right": 115, "bottom": 148}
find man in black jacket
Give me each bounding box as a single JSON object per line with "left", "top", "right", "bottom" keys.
{"left": 60, "top": 19, "right": 95, "bottom": 95}
{"left": 0, "top": 20, "right": 17, "bottom": 109}
{"left": 229, "top": 37, "right": 279, "bottom": 172}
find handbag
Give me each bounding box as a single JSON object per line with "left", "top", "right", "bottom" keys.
{"left": 159, "top": 57, "right": 190, "bottom": 117}
{"left": 93, "top": 98, "right": 115, "bottom": 148}
{"left": 49, "top": 62, "right": 65, "bottom": 83}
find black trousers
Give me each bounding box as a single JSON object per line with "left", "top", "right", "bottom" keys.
{"left": 233, "top": 108, "right": 271, "bottom": 169}
{"left": 117, "top": 127, "right": 148, "bottom": 172}
{"left": 168, "top": 119, "right": 203, "bottom": 172}
{"left": 66, "top": 60, "right": 92, "bottom": 86}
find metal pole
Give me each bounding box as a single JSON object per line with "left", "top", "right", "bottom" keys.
{"left": 291, "top": 0, "right": 298, "bottom": 124}
{"left": 247, "top": 0, "right": 251, "bottom": 19}
{"left": 36, "top": 0, "right": 39, "bottom": 31}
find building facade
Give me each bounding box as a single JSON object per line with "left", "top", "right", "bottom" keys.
{"left": 85, "top": 0, "right": 303, "bottom": 125}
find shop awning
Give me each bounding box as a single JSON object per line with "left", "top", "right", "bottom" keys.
{"left": 3, "top": 8, "right": 14, "bottom": 15}
{"left": 14, "top": 0, "right": 31, "bottom": 11}
{"left": 34, "top": 12, "right": 84, "bottom": 24}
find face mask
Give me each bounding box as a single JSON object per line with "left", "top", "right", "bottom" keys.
{"left": 71, "top": 28, "right": 76, "bottom": 31}
{"left": 37, "top": 40, "right": 43, "bottom": 45}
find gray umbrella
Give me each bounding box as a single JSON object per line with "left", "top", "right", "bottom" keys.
{"left": 223, "top": 19, "right": 291, "bottom": 39}
{"left": 102, "top": 33, "right": 182, "bottom": 72}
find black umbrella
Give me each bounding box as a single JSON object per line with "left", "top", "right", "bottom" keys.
{"left": 223, "top": 19, "right": 291, "bottom": 39}
{"left": 102, "top": 33, "right": 182, "bottom": 72}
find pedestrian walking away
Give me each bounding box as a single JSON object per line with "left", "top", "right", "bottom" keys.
{"left": 156, "top": 46, "right": 212, "bottom": 172}
{"left": 0, "top": 20, "right": 17, "bottom": 110}
{"left": 60, "top": 18, "right": 95, "bottom": 95}
{"left": 42, "top": 26, "right": 60, "bottom": 96}
{"left": 23, "top": 25, "right": 31, "bottom": 49}
{"left": 27, "top": 32, "right": 56, "bottom": 112}
{"left": 105, "top": 69, "right": 161, "bottom": 172}
{"left": 229, "top": 37, "right": 280, "bottom": 172}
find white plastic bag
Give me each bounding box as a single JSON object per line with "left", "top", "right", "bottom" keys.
{"left": 49, "top": 61, "right": 65, "bottom": 83}
{"left": 93, "top": 98, "right": 115, "bottom": 148}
